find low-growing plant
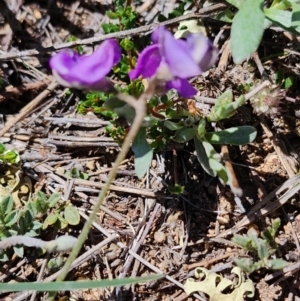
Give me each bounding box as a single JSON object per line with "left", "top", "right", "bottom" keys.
{"left": 65, "top": 167, "right": 89, "bottom": 180}
{"left": 222, "top": 0, "right": 300, "bottom": 63}
{"left": 0, "top": 143, "right": 20, "bottom": 165}
{"left": 0, "top": 191, "right": 80, "bottom": 261}
{"left": 232, "top": 218, "right": 288, "bottom": 273}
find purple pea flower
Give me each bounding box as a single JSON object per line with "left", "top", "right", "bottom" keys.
{"left": 129, "top": 26, "right": 218, "bottom": 97}
{"left": 49, "top": 39, "right": 121, "bottom": 92}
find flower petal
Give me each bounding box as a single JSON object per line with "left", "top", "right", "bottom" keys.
{"left": 49, "top": 50, "right": 80, "bottom": 76}
{"left": 166, "top": 78, "right": 197, "bottom": 97}
{"left": 186, "top": 34, "right": 218, "bottom": 72}
{"left": 50, "top": 39, "right": 121, "bottom": 90}
{"left": 70, "top": 39, "right": 121, "bottom": 85}
{"left": 129, "top": 44, "right": 162, "bottom": 79}
{"left": 155, "top": 26, "right": 201, "bottom": 78}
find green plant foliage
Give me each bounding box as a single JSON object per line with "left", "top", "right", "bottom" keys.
{"left": 207, "top": 90, "right": 245, "bottom": 122}
{"left": 230, "top": 0, "right": 265, "bottom": 64}
{"left": 194, "top": 138, "right": 217, "bottom": 177}
{"left": 264, "top": 8, "right": 292, "bottom": 29}
{"left": 77, "top": 91, "right": 116, "bottom": 117}
{"left": 64, "top": 35, "right": 84, "bottom": 53}
{"left": 205, "top": 126, "right": 257, "bottom": 145}
{"left": 232, "top": 219, "right": 288, "bottom": 273}
{"left": 164, "top": 120, "right": 184, "bottom": 131}
{"left": 168, "top": 184, "right": 185, "bottom": 195}
{"left": 173, "top": 127, "right": 196, "bottom": 143}
{"left": 132, "top": 128, "right": 153, "bottom": 178}
{"left": 0, "top": 193, "right": 47, "bottom": 261}
{"left": 65, "top": 168, "right": 89, "bottom": 180}
{"left": 0, "top": 274, "right": 163, "bottom": 292}
{"left": 0, "top": 144, "right": 20, "bottom": 165}
{"left": 64, "top": 205, "right": 80, "bottom": 226}
{"left": 48, "top": 256, "right": 63, "bottom": 271}
{"left": 0, "top": 191, "right": 80, "bottom": 257}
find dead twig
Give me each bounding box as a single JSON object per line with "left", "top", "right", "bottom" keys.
{"left": 0, "top": 3, "right": 226, "bottom": 61}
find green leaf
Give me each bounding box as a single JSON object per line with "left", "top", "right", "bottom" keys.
{"left": 64, "top": 205, "right": 80, "bottom": 226}
{"left": 205, "top": 126, "right": 257, "bottom": 145}
{"left": 48, "top": 193, "right": 61, "bottom": 208}
{"left": 0, "top": 274, "right": 163, "bottom": 292}
{"left": 264, "top": 8, "right": 292, "bottom": 29}
{"left": 234, "top": 258, "right": 257, "bottom": 273}
{"left": 168, "top": 184, "right": 185, "bottom": 195}
{"left": 214, "top": 9, "right": 235, "bottom": 23}
{"left": 256, "top": 240, "right": 269, "bottom": 260}
{"left": 18, "top": 216, "right": 28, "bottom": 233}
{"left": 232, "top": 234, "right": 253, "bottom": 250}
{"left": 32, "top": 221, "right": 42, "bottom": 230}
{"left": 197, "top": 119, "right": 206, "bottom": 139}
{"left": 26, "top": 202, "right": 37, "bottom": 217}
{"left": 2, "top": 150, "right": 20, "bottom": 164}
{"left": 269, "top": 258, "right": 288, "bottom": 270}
{"left": 55, "top": 213, "right": 68, "bottom": 229}
{"left": 4, "top": 209, "right": 20, "bottom": 227}
{"left": 24, "top": 209, "right": 33, "bottom": 225}
{"left": 43, "top": 214, "right": 58, "bottom": 229}
{"left": 0, "top": 144, "right": 6, "bottom": 153}
{"left": 284, "top": 76, "right": 293, "bottom": 89}
{"left": 194, "top": 138, "right": 217, "bottom": 177}
{"left": 209, "top": 159, "right": 228, "bottom": 183}
{"left": 132, "top": 128, "right": 153, "bottom": 179}
{"left": 36, "top": 191, "right": 48, "bottom": 203}
{"left": 13, "top": 246, "right": 24, "bottom": 258}
{"left": 271, "top": 0, "right": 291, "bottom": 10}
{"left": 33, "top": 199, "right": 48, "bottom": 215}
{"left": 0, "top": 196, "right": 14, "bottom": 218}
{"left": 173, "top": 128, "right": 196, "bottom": 143}
{"left": 164, "top": 120, "right": 184, "bottom": 131}
{"left": 291, "top": 3, "right": 300, "bottom": 32}
{"left": 208, "top": 91, "right": 246, "bottom": 122}
{"left": 120, "top": 38, "right": 135, "bottom": 51}
{"left": 271, "top": 218, "right": 281, "bottom": 235}
{"left": 202, "top": 140, "right": 221, "bottom": 161}
{"left": 48, "top": 257, "right": 63, "bottom": 270}
{"left": 230, "top": 0, "right": 265, "bottom": 64}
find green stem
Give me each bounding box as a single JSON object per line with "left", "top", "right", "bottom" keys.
{"left": 55, "top": 91, "right": 149, "bottom": 283}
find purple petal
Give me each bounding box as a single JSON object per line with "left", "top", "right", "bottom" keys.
{"left": 151, "top": 26, "right": 163, "bottom": 44}
{"left": 69, "top": 39, "right": 121, "bottom": 85}
{"left": 166, "top": 78, "right": 197, "bottom": 97}
{"left": 49, "top": 50, "right": 81, "bottom": 76}
{"left": 186, "top": 34, "right": 218, "bottom": 72}
{"left": 154, "top": 26, "right": 201, "bottom": 78}
{"left": 49, "top": 39, "right": 121, "bottom": 90}
{"left": 129, "top": 44, "right": 162, "bottom": 79}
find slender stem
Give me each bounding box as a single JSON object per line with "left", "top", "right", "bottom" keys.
{"left": 55, "top": 92, "right": 148, "bottom": 283}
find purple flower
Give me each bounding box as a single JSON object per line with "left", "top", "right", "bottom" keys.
{"left": 129, "top": 26, "right": 218, "bottom": 97}
{"left": 49, "top": 39, "right": 121, "bottom": 92}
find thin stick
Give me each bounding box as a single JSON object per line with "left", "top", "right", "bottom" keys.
{"left": 0, "top": 4, "right": 226, "bottom": 61}
{"left": 55, "top": 82, "right": 153, "bottom": 284}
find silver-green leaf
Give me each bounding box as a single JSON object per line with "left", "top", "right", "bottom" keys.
{"left": 230, "top": 0, "right": 265, "bottom": 64}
